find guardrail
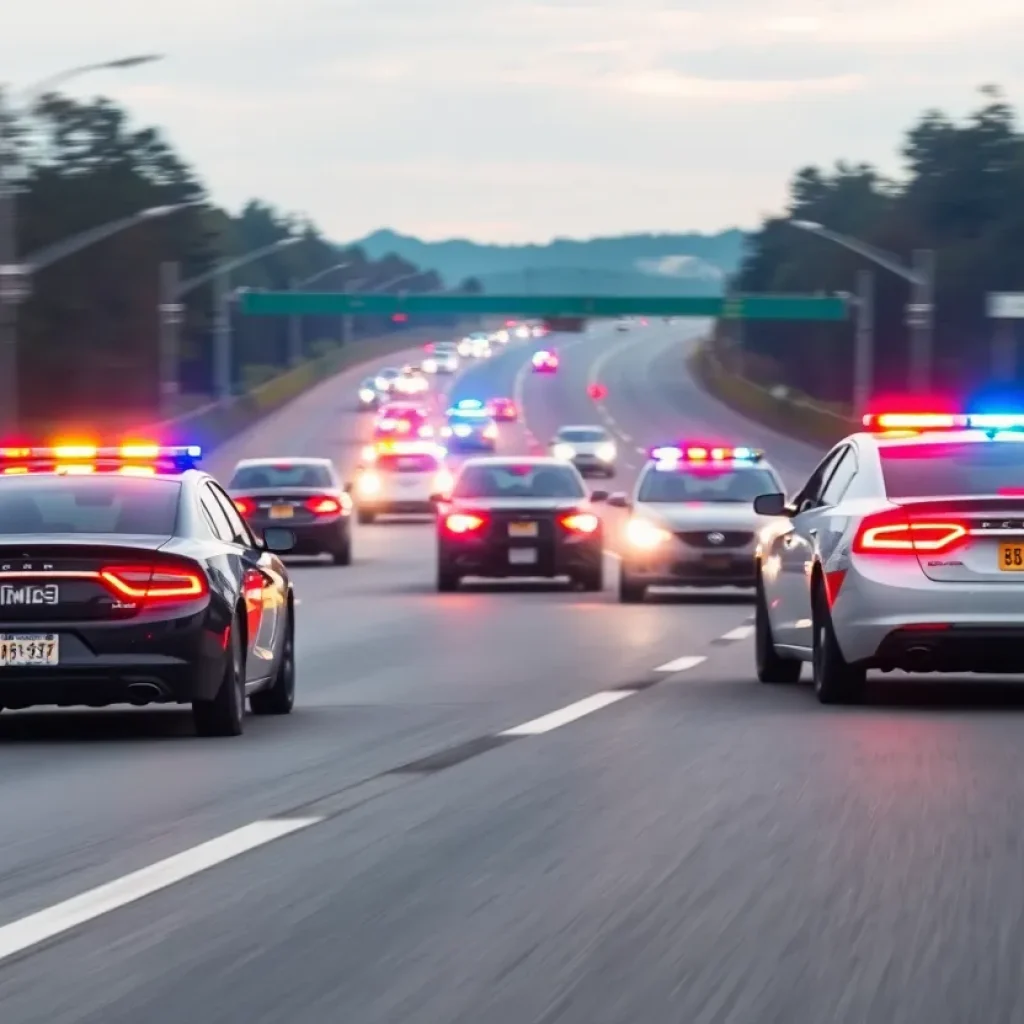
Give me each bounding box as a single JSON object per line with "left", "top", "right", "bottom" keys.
{"left": 688, "top": 338, "right": 857, "bottom": 446}
{"left": 143, "top": 324, "right": 477, "bottom": 452}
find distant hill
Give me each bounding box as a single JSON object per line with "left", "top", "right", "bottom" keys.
{"left": 344, "top": 229, "right": 747, "bottom": 295}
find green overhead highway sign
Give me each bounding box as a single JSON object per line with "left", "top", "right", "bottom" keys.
{"left": 237, "top": 291, "right": 848, "bottom": 321}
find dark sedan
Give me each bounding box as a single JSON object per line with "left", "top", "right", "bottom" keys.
{"left": 0, "top": 446, "right": 297, "bottom": 736}
{"left": 228, "top": 457, "right": 353, "bottom": 564}
{"left": 433, "top": 456, "right": 607, "bottom": 592}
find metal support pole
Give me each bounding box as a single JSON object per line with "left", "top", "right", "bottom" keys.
{"left": 158, "top": 261, "right": 181, "bottom": 417}
{"left": 908, "top": 249, "right": 934, "bottom": 394}
{"left": 853, "top": 270, "right": 874, "bottom": 416}
{"left": 287, "top": 277, "right": 302, "bottom": 366}
{"left": 992, "top": 319, "right": 1017, "bottom": 381}
{"left": 0, "top": 91, "right": 19, "bottom": 435}
{"left": 213, "top": 265, "right": 232, "bottom": 400}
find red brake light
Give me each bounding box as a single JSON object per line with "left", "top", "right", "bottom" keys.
{"left": 852, "top": 507, "right": 968, "bottom": 554}
{"left": 861, "top": 412, "right": 964, "bottom": 431}
{"left": 444, "top": 512, "right": 487, "bottom": 534}
{"left": 233, "top": 497, "right": 255, "bottom": 518}
{"left": 100, "top": 563, "right": 208, "bottom": 601}
{"left": 306, "top": 496, "right": 342, "bottom": 516}
{"left": 559, "top": 512, "right": 599, "bottom": 533}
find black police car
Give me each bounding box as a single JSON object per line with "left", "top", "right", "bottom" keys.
{"left": 227, "top": 457, "right": 353, "bottom": 564}
{"left": 0, "top": 445, "right": 297, "bottom": 736}
{"left": 432, "top": 456, "right": 607, "bottom": 592}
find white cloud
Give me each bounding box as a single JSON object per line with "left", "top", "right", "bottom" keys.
{"left": 3, "top": 0, "right": 1024, "bottom": 241}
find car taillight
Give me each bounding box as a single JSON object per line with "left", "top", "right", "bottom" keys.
{"left": 559, "top": 512, "right": 599, "bottom": 533}
{"left": 444, "top": 512, "right": 487, "bottom": 535}
{"left": 483, "top": 424, "right": 498, "bottom": 439}
{"left": 852, "top": 508, "right": 968, "bottom": 554}
{"left": 233, "top": 497, "right": 255, "bottom": 517}
{"left": 306, "top": 495, "right": 342, "bottom": 516}
{"left": 99, "top": 563, "right": 208, "bottom": 601}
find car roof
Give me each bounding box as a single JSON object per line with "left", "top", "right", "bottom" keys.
{"left": 459, "top": 456, "right": 572, "bottom": 468}
{"left": 232, "top": 457, "right": 333, "bottom": 467}
{"left": 556, "top": 424, "right": 609, "bottom": 432}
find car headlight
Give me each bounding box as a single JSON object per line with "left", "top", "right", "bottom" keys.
{"left": 597, "top": 443, "right": 616, "bottom": 462}
{"left": 423, "top": 360, "right": 437, "bottom": 373}
{"left": 359, "top": 388, "right": 375, "bottom": 403}
{"left": 374, "top": 377, "right": 388, "bottom": 390}
{"left": 626, "top": 519, "right": 672, "bottom": 549}
{"left": 553, "top": 443, "right": 575, "bottom": 460}
{"left": 483, "top": 423, "right": 498, "bottom": 439}
{"left": 358, "top": 472, "right": 381, "bottom": 495}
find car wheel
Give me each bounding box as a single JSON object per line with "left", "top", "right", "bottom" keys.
{"left": 755, "top": 572, "right": 802, "bottom": 683}
{"left": 437, "top": 564, "right": 460, "bottom": 591}
{"left": 193, "top": 615, "right": 245, "bottom": 736}
{"left": 357, "top": 509, "right": 376, "bottom": 525}
{"left": 619, "top": 567, "right": 646, "bottom": 603}
{"left": 577, "top": 561, "right": 605, "bottom": 592}
{"left": 332, "top": 535, "right": 352, "bottom": 565}
{"left": 250, "top": 608, "right": 295, "bottom": 715}
{"left": 812, "top": 583, "right": 866, "bottom": 704}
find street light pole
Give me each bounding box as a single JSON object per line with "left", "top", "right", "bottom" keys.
{"left": 791, "top": 220, "right": 935, "bottom": 395}
{"left": 158, "top": 260, "right": 183, "bottom": 416}
{"left": 212, "top": 265, "right": 232, "bottom": 401}
{"left": 0, "top": 55, "right": 164, "bottom": 435}
{"left": 853, "top": 269, "right": 874, "bottom": 417}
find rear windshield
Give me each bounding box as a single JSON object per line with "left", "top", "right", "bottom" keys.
{"left": 880, "top": 442, "right": 1024, "bottom": 497}
{"left": 376, "top": 454, "right": 438, "bottom": 473}
{"left": 0, "top": 478, "right": 180, "bottom": 535}
{"left": 638, "top": 466, "right": 779, "bottom": 503}
{"left": 558, "top": 429, "right": 608, "bottom": 443}
{"left": 448, "top": 412, "right": 490, "bottom": 424}
{"left": 453, "top": 464, "right": 585, "bottom": 499}
{"left": 230, "top": 464, "right": 333, "bottom": 489}
{"left": 379, "top": 368, "right": 399, "bottom": 379}
{"left": 434, "top": 343, "right": 456, "bottom": 352}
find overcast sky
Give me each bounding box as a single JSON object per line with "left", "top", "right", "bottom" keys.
{"left": 5, "top": 0, "right": 1024, "bottom": 243}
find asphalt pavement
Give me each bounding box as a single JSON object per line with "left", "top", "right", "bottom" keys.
{"left": 1, "top": 321, "right": 1023, "bottom": 1022}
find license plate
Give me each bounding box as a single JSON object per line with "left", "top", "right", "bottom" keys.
{"left": 0, "top": 634, "right": 58, "bottom": 666}
{"left": 269, "top": 505, "right": 294, "bottom": 519}
{"left": 704, "top": 556, "right": 732, "bottom": 570}
{"left": 509, "top": 548, "right": 537, "bottom": 565}
{"left": 999, "top": 543, "right": 1024, "bottom": 570}
{"left": 508, "top": 522, "right": 538, "bottom": 538}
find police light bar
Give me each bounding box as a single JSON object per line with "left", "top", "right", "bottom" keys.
{"left": 0, "top": 444, "right": 201, "bottom": 465}
{"left": 861, "top": 412, "right": 969, "bottom": 431}
{"left": 966, "top": 413, "right": 1024, "bottom": 430}
{"left": 649, "top": 445, "right": 762, "bottom": 462}
{"left": 454, "top": 398, "right": 484, "bottom": 409}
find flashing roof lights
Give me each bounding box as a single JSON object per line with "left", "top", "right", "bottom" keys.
{"left": 0, "top": 443, "right": 201, "bottom": 470}
{"left": 649, "top": 445, "right": 761, "bottom": 463}
{"left": 862, "top": 410, "right": 1024, "bottom": 433}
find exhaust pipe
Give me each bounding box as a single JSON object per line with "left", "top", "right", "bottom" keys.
{"left": 126, "top": 682, "right": 165, "bottom": 706}
{"left": 904, "top": 645, "right": 935, "bottom": 672}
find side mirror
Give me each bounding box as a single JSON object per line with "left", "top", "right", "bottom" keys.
{"left": 343, "top": 481, "right": 353, "bottom": 493}
{"left": 428, "top": 492, "right": 443, "bottom": 504}
{"left": 262, "top": 527, "right": 296, "bottom": 553}
{"left": 607, "top": 493, "right": 630, "bottom": 509}
{"left": 590, "top": 490, "right": 609, "bottom": 503}
{"left": 753, "top": 492, "right": 788, "bottom": 516}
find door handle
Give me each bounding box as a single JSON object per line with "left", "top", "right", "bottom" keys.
{"left": 808, "top": 528, "right": 818, "bottom": 538}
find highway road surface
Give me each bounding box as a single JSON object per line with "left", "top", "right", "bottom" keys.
{"left": 0, "top": 321, "right": 1022, "bottom": 1023}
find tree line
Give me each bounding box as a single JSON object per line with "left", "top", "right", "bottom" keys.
{"left": 7, "top": 91, "right": 479, "bottom": 426}
{"left": 727, "top": 85, "right": 1024, "bottom": 406}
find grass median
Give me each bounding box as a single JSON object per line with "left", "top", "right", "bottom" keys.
{"left": 688, "top": 339, "right": 857, "bottom": 447}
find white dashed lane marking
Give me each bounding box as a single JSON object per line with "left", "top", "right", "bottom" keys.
{"left": 715, "top": 625, "right": 754, "bottom": 643}
{"left": 653, "top": 655, "right": 707, "bottom": 673}
{"left": 499, "top": 691, "right": 635, "bottom": 736}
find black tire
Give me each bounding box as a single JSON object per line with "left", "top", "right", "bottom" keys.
{"left": 619, "top": 567, "right": 647, "bottom": 603}
{"left": 193, "top": 615, "right": 245, "bottom": 736}
{"left": 250, "top": 607, "right": 295, "bottom": 715}
{"left": 332, "top": 535, "right": 352, "bottom": 565}
{"left": 357, "top": 509, "right": 376, "bottom": 525}
{"left": 812, "top": 583, "right": 866, "bottom": 704}
{"left": 577, "top": 560, "right": 605, "bottom": 592}
{"left": 437, "top": 563, "right": 460, "bottom": 592}
{"left": 755, "top": 573, "right": 802, "bottom": 683}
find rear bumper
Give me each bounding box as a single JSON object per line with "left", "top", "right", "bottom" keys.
{"left": 571, "top": 456, "right": 614, "bottom": 476}
{"left": 0, "top": 615, "right": 226, "bottom": 708}
{"left": 439, "top": 537, "right": 602, "bottom": 578}
{"left": 359, "top": 499, "right": 433, "bottom": 514}
{"left": 833, "top": 563, "right": 1024, "bottom": 668}
{"left": 249, "top": 517, "right": 351, "bottom": 555}
{"left": 447, "top": 438, "right": 497, "bottom": 452}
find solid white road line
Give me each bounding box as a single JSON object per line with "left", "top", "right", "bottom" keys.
{"left": 0, "top": 818, "right": 322, "bottom": 965}
{"left": 719, "top": 625, "right": 754, "bottom": 642}
{"left": 653, "top": 655, "right": 707, "bottom": 673}
{"left": 499, "top": 691, "right": 635, "bottom": 736}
